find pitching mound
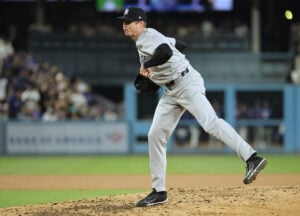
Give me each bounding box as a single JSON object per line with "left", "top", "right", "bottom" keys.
{"left": 0, "top": 186, "right": 299, "bottom": 216}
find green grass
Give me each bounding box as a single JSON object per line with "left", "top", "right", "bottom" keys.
{"left": 0, "top": 154, "right": 299, "bottom": 175}
{"left": 0, "top": 155, "right": 151, "bottom": 175}
{"left": 0, "top": 189, "right": 143, "bottom": 208}
{"left": 0, "top": 154, "right": 299, "bottom": 208}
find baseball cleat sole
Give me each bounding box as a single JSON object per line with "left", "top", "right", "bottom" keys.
{"left": 244, "top": 159, "right": 267, "bottom": 184}
{"left": 145, "top": 198, "right": 168, "bottom": 207}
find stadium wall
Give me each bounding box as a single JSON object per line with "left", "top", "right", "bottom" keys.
{"left": 0, "top": 84, "right": 300, "bottom": 155}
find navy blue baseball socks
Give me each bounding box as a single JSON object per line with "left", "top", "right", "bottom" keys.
{"left": 243, "top": 154, "right": 267, "bottom": 184}
{"left": 136, "top": 189, "right": 168, "bottom": 207}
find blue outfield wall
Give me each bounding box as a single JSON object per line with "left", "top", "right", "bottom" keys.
{"left": 295, "top": 86, "right": 300, "bottom": 152}
{"left": 0, "top": 84, "right": 299, "bottom": 155}
{"left": 0, "top": 121, "right": 5, "bottom": 155}
{"left": 124, "top": 83, "right": 300, "bottom": 154}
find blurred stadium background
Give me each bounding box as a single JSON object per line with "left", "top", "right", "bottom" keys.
{"left": 0, "top": 0, "right": 300, "bottom": 155}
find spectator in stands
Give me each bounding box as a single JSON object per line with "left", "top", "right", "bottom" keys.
{"left": 69, "top": 88, "right": 88, "bottom": 116}
{"left": 0, "top": 71, "right": 9, "bottom": 120}
{"left": 234, "top": 20, "right": 249, "bottom": 38}
{"left": 83, "top": 85, "right": 97, "bottom": 107}
{"left": 103, "top": 107, "right": 118, "bottom": 121}
{"left": 291, "top": 67, "right": 300, "bottom": 84}
{"left": 0, "top": 102, "right": 8, "bottom": 120}
{"left": 201, "top": 20, "right": 215, "bottom": 38}
{"left": 236, "top": 102, "right": 250, "bottom": 119}
{"left": 0, "top": 35, "right": 14, "bottom": 71}
{"left": 211, "top": 100, "right": 224, "bottom": 118}
{"left": 290, "top": 23, "right": 300, "bottom": 85}
{"left": 274, "top": 123, "right": 284, "bottom": 146}
{"left": 7, "top": 88, "right": 23, "bottom": 119}
{"left": 236, "top": 102, "right": 250, "bottom": 144}
{"left": 72, "top": 76, "right": 89, "bottom": 94}
{"left": 0, "top": 72, "right": 8, "bottom": 104}
{"left": 42, "top": 105, "right": 57, "bottom": 122}
{"left": 21, "top": 83, "right": 41, "bottom": 113}
{"left": 29, "top": 22, "right": 52, "bottom": 33}
{"left": 86, "top": 103, "right": 103, "bottom": 120}
{"left": 251, "top": 99, "right": 262, "bottom": 119}
{"left": 174, "top": 126, "right": 191, "bottom": 148}
{"left": 68, "top": 105, "right": 81, "bottom": 120}
{"left": 79, "top": 22, "right": 95, "bottom": 37}
{"left": 54, "top": 99, "right": 68, "bottom": 121}
{"left": 260, "top": 100, "right": 271, "bottom": 119}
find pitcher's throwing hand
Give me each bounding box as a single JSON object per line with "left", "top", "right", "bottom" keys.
{"left": 140, "top": 64, "right": 151, "bottom": 78}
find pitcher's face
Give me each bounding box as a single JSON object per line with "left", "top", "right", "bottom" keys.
{"left": 122, "top": 21, "right": 145, "bottom": 41}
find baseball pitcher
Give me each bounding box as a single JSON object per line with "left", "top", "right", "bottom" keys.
{"left": 118, "top": 7, "right": 267, "bottom": 207}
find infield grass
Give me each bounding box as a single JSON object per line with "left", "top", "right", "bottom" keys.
{"left": 0, "top": 154, "right": 299, "bottom": 175}
{"left": 0, "top": 154, "right": 299, "bottom": 208}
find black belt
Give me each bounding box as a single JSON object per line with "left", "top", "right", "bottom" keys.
{"left": 166, "top": 68, "right": 189, "bottom": 88}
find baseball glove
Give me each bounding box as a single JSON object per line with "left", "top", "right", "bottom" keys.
{"left": 134, "top": 74, "right": 160, "bottom": 94}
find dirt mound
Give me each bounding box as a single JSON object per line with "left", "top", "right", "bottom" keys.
{"left": 1, "top": 186, "right": 299, "bottom": 216}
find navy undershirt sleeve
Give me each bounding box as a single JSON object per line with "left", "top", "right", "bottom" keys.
{"left": 143, "top": 43, "right": 173, "bottom": 69}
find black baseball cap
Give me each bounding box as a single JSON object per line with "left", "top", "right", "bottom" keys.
{"left": 117, "top": 7, "right": 147, "bottom": 23}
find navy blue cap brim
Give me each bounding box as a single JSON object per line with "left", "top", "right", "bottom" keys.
{"left": 117, "top": 16, "right": 146, "bottom": 22}
{"left": 117, "top": 16, "right": 133, "bottom": 22}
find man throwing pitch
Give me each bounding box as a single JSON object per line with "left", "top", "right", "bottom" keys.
{"left": 118, "top": 7, "right": 267, "bottom": 207}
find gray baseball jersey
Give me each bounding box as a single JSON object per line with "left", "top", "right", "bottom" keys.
{"left": 136, "top": 28, "right": 188, "bottom": 86}
{"left": 135, "top": 27, "right": 256, "bottom": 192}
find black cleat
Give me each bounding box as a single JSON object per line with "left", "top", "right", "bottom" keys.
{"left": 136, "top": 189, "right": 168, "bottom": 207}
{"left": 243, "top": 156, "right": 267, "bottom": 184}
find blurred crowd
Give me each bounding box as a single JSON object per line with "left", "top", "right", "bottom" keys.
{"left": 29, "top": 16, "right": 249, "bottom": 40}
{"left": 174, "top": 98, "right": 283, "bottom": 149}
{"left": 236, "top": 100, "right": 272, "bottom": 119}
{"left": 0, "top": 37, "right": 122, "bottom": 121}
{"left": 180, "top": 98, "right": 276, "bottom": 120}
